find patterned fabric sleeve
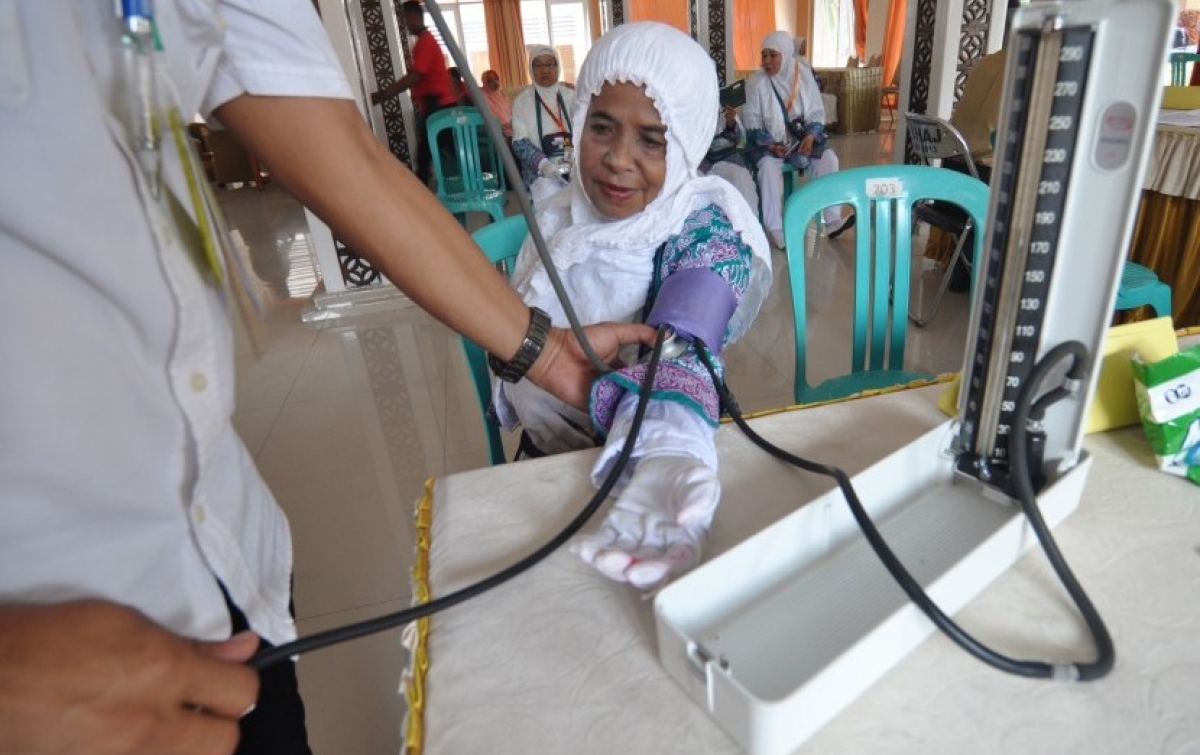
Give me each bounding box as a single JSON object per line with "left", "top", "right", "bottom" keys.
{"left": 590, "top": 203, "right": 754, "bottom": 432}
{"left": 745, "top": 126, "right": 774, "bottom": 165}
{"left": 783, "top": 121, "right": 829, "bottom": 172}
{"left": 511, "top": 137, "right": 545, "bottom": 188}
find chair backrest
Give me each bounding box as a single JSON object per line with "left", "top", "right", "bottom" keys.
{"left": 426, "top": 106, "right": 505, "bottom": 208}
{"left": 782, "top": 164, "right": 989, "bottom": 404}
{"left": 903, "top": 112, "right": 980, "bottom": 179}
{"left": 1169, "top": 51, "right": 1200, "bottom": 86}
{"left": 463, "top": 215, "right": 529, "bottom": 465}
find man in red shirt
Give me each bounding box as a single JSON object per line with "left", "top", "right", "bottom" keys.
{"left": 372, "top": 1, "right": 458, "bottom": 185}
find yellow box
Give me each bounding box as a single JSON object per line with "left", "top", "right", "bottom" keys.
{"left": 1162, "top": 85, "right": 1200, "bottom": 110}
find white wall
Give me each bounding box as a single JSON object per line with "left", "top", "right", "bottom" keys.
{"left": 865, "top": 0, "right": 888, "bottom": 60}
{"left": 775, "top": 0, "right": 799, "bottom": 35}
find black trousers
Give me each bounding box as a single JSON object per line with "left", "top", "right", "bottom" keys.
{"left": 416, "top": 97, "right": 454, "bottom": 186}
{"left": 224, "top": 590, "right": 313, "bottom": 755}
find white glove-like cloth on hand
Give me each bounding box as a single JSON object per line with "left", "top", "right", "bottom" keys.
{"left": 573, "top": 396, "right": 721, "bottom": 591}
{"left": 538, "top": 157, "right": 563, "bottom": 179}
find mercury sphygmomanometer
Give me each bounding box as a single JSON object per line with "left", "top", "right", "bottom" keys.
{"left": 255, "top": 2, "right": 1169, "bottom": 718}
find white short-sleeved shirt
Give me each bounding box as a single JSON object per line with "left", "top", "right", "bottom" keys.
{"left": 0, "top": 0, "right": 351, "bottom": 644}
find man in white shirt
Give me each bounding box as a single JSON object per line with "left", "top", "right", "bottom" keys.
{"left": 0, "top": 3, "right": 651, "bottom": 754}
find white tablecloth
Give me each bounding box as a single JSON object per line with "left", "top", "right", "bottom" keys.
{"left": 404, "top": 356, "right": 1200, "bottom": 755}
{"left": 1144, "top": 123, "right": 1200, "bottom": 199}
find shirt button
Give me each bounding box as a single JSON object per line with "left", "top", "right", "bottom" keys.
{"left": 193, "top": 505, "right": 206, "bottom": 524}
{"left": 190, "top": 372, "right": 208, "bottom": 392}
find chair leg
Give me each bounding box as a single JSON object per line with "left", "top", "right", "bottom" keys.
{"left": 910, "top": 222, "right": 971, "bottom": 329}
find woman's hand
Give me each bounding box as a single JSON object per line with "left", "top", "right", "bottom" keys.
{"left": 722, "top": 106, "right": 738, "bottom": 129}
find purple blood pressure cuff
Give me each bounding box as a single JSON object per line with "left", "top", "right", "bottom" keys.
{"left": 645, "top": 267, "right": 738, "bottom": 355}
{"left": 589, "top": 268, "right": 737, "bottom": 433}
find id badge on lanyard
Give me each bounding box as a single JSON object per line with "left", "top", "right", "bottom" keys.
{"left": 535, "top": 91, "right": 572, "bottom": 158}
{"left": 540, "top": 131, "right": 571, "bottom": 159}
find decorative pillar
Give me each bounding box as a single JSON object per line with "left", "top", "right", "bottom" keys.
{"left": 307, "top": 0, "right": 427, "bottom": 318}
{"left": 894, "top": 0, "right": 1006, "bottom": 163}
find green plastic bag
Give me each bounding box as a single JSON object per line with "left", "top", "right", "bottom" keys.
{"left": 1131, "top": 343, "right": 1200, "bottom": 486}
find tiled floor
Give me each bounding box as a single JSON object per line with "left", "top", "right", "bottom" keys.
{"left": 222, "top": 129, "right": 976, "bottom": 755}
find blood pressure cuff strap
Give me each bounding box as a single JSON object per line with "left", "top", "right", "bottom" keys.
{"left": 645, "top": 267, "right": 737, "bottom": 355}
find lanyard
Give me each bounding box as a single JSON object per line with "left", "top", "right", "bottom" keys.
{"left": 534, "top": 91, "right": 571, "bottom": 139}
{"left": 773, "top": 65, "right": 801, "bottom": 114}
{"left": 771, "top": 66, "right": 805, "bottom": 128}
{"left": 166, "top": 107, "right": 226, "bottom": 286}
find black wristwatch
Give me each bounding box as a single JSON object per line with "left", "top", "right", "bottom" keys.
{"left": 487, "top": 306, "right": 551, "bottom": 383}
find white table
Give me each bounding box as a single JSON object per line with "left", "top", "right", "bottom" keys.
{"left": 403, "top": 364, "right": 1200, "bottom": 755}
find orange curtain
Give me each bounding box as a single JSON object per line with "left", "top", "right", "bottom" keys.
{"left": 881, "top": 0, "right": 906, "bottom": 88}
{"left": 853, "top": 0, "right": 868, "bottom": 61}
{"left": 627, "top": 0, "right": 689, "bottom": 32}
{"left": 484, "top": 0, "right": 529, "bottom": 87}
{"left": 586, "top": 0, "right": 602, "bottom": 41}
{"left": 733, "top": 0, "right": 774, "bottom": 72}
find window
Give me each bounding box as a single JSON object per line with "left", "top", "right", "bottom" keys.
{"left": 420, "top": 0, "right": 591, "bottom": 84}
{"left": 811, "top": 0, "right": 855, "bottom": 68}
{"left": 422, "top": 1, "right": 491, "bottom": 79}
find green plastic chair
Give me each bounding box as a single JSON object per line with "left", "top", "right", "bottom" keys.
{"left": 463, "top": 215, "right": 528, "bottom": 465}
{"left": 1169, "top": 52, "right": 1200, "bottom": 86}
{"left": 782, "top": 164, "right": 989, "bottom": 405}
{"left": 1115, "top": 261, "right": 1172, "bottom": 319}
{"left": 427, "top": 106, "right": 507, "bottom": 227}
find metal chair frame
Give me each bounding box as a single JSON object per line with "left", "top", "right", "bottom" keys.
{"left": 903, "top": 112, "right": 987, "bottom": 328}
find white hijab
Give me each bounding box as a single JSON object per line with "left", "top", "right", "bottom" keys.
{"left": 744, "top": 30, "right": 826, "bottom": 144}
{"left": 510, "top": 22, "right": 772, "bottom": 344}
{"left": 512, "top": 45, "right": 576, "bottom": 144}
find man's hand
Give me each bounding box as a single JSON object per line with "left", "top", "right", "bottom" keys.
{"left": 768, "top": 142, "right": 788, "bottom": 158}
{"left": 799, "top": 134, "right": 816, "bottom": 156}
{"left": 722, "top": 106, "right": 738, "bottom": 129}
{"left": 526, "top": 323, "right": 657, "bottom": 410}
{"left": 0, "top": 601, "right": 260, "bottom": 755}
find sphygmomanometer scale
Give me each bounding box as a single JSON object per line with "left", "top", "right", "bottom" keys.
{"left": 654, "top": 2, "right": 1172, "bottom": 754}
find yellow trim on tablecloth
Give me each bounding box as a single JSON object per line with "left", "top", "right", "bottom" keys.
{"left": 722, "top": 373, "right": 957, "bottom": 423}
{"left": 403, "top": 479, "right": 435, "bottom": 755}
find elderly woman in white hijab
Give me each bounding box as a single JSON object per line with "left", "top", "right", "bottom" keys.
{"left": 743, "top": 30, "right": 852, "bottom": 249}
{"left": 511, "top": 45, "right": 577, "bottom": 190}
{"left": 492, "top": 22, "right": 772, "bottom": 591}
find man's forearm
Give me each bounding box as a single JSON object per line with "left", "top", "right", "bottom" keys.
{"left": 373, "top": 71, "right": 420, "bottom": 102}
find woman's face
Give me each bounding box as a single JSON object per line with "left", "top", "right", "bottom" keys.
{"left": 761, "top": 48, "right": 783, "bottom": 76}
{"left": 579, "top": 82, "right": 667, "bottom": 221}
{"left": 531, "top": 55, "right": 560, "bottom": 88}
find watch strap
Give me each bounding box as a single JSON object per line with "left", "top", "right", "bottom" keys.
{"left": 487, "top": 306, "right": 551, "bottom": 383}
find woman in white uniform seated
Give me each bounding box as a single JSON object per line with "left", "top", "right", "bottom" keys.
{"left": 701, "top": 105, "right": 760, "bottom": 215}
{"left": 511, "top": 46, "right": 577, "bottom": 192}
{"left": 743, "top": 30, "right": 853, "bottom": 249}
{"left": 493, "top": 22, "right": 772, "bottom": 591}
